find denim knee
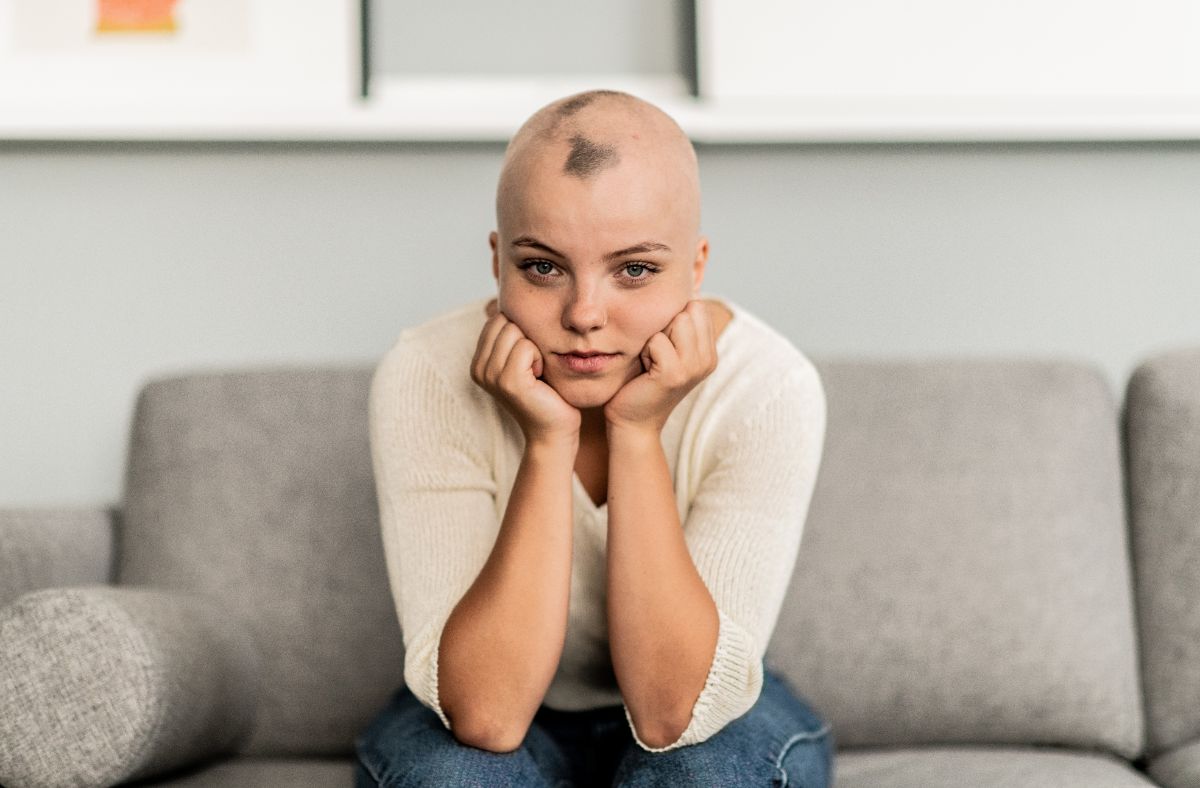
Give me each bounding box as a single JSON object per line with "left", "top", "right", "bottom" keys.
{"left": 772, "top": 720, "right": 834, "bottom": 788}
{"left": 356, "top": 736, "right": 556, "bottom": 788}
{"left": 613, "top": 669, "right": 834, "bottom": 788}
{"left": 764, "top": 669, "right": 835, "bottom": 788}
{"left": 354, "top": 686, "right": 568, "bottom": 787}
{"left": 613, "top": 738, "right": 783, "bottom": 787}
{"left": 610, "top": 727, "right": 833, "bottom": 788}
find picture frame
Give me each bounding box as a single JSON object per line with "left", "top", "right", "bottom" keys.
{"left": 694, "top": 0, "right": 1200, "bottom": 140}
{"left": 0, "top": 0, "right": 360, "bottom": 111}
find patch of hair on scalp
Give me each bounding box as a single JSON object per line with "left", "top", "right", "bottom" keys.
{"left": 562, "top": 133, "right": 619, "bottom": 178}
{"left": 556, "top": 89, "right": 625, "bottom": 117}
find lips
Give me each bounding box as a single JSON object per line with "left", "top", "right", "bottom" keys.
{"left": 557, "top": 351, "right": 618, "bottom": 374}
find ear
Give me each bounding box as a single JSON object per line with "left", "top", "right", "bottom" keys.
{"left": 691, "top": 235, "right": 710, "bottom": 295}
{"left": 489, "top": 231, "right": 500, "bottom": 282}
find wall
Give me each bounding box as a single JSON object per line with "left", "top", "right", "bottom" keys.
{"left": 3, "top": 139, "right": 1199, "bottom": 506}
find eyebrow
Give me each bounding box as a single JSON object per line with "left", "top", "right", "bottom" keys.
{"left": 511, "top": 235, "right": 672, "bottom": 262}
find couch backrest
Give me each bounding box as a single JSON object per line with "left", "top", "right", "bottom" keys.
{"left": 118, "top": 366, "right": 402, "bottom": 756}
{"left": 1125, "top": 348, "right": 1200, "bottom": 759}
{"left": 117, "top": 357, "right": 1147, "bottom": 760}
{"left": 769, "top": 358, "right": 1144, "bottom": 761}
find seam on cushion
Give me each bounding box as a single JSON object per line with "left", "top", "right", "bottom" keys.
{"left": 772, "top": 723, "right": 832, "bottom": 787}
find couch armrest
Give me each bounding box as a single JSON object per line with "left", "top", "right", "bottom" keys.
{"left": 0, "top": 507, "right": 117, "bottom": 608}
{"left": 0, "top": 585, "right": 259, "bottom": 788}
{"left": 1149, "top": 738, "right": 1200, "bottom": 788}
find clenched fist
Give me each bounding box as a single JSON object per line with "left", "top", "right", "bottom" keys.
{"left": 603, "top": 299, "right": 719, "bottom": 434}
{"left": 471, "top": 299, "right": 581, "bottom": 445}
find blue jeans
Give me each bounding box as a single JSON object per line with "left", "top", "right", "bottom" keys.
{"left": 353, "top": 662, "right": 835, "bottom": 787}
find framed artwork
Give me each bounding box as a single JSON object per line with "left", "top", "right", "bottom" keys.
{"left": 695, "top": 0, "right": 1200, "bottom": 138}
{"left": 0, "top": 0, "right": 359, "bottom": 110}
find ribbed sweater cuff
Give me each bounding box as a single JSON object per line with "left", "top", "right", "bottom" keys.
{"left": 406, "top": 621, "right": 453, "bottom": 733}
{"left": 623, "top": 607, "right": 763, "bottom": 752}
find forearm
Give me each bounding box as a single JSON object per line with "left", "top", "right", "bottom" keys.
{"left": 605, "top": 424, "right": 719, "bottom": 748}
{"left": 438, "top": 435, "right": 577, "bottom": 751}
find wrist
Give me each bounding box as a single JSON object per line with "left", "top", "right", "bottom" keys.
{"left": 524, "top": 430, "right": 580, "bottom": 458}
{"left": 604, "top": 419, "right": 662, "bottom": 446}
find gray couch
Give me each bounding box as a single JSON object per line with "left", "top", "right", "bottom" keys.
{"left": 3, "top": 348, "right": 1200, "bottom": 788}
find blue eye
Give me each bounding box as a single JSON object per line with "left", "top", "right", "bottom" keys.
{"left": 519, "top": 260, "right": 558, "bottom": 280}
{"left": 620, "top": 262, "right": 659, "bottom": 283}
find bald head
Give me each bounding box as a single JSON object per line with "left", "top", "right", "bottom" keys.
{"left": 496, "top": 89, "right": 701, "bottom": 235}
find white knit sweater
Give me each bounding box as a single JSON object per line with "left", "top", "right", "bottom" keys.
{"left": 367, "top": 293, "right": 827, "bottom": 752}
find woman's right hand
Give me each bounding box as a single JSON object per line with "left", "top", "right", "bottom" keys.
{"left": 471, "top": 299, "right": 581, "bottom": 445}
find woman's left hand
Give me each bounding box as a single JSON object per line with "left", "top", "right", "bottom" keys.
{"left": 604, "top": 299, "right": 718, "bottom": 434}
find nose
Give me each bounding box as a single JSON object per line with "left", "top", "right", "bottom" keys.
{"left": 562, "top": 283, "right": 606, "bottom": 334}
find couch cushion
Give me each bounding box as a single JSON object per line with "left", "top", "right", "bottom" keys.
{"left": 118, "top": 367, "right": 403, "bottom": 756}
{"left": 767, "top": 359, "right": 1143, "bottom": 759}
{"left": 0, "top": 507, "right": 115, "bottom": 608}
{"left": 1125, "top": 348, "right": 1200, "bottom": 758}
{"left": 0, "top": 586, "right": 257, "bottom": 788}
{"left": 837, "top": 746, "right": 1156, "bottom": 787}
{"left": 125, "top": 757, "right": 354, "bottom": 787}
{"left": 1147, "top": 738, "right": 1200, "bottom": 788}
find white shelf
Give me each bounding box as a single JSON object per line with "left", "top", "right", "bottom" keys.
{"left": 5, "top": 79, "right": 1200, "bottom": 143}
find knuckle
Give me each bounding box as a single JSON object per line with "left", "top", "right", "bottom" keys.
{"left": 498, "top": 366, "right": 521, "bottom": 391}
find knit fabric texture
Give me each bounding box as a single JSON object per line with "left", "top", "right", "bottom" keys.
{"left": 367, "top": 294, "right": 826, "bottom": 752}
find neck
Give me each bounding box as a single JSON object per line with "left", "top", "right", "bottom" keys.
{"left": 580, "top": 407, "right": 607, "bottom": 444}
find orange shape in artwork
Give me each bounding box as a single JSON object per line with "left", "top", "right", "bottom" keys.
{"left": 95, "top": 0, "right": 180, "bottom": 34}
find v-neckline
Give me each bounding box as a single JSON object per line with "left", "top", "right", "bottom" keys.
{"left": 573, "top": 472, "right": 608, "bottom": 514}
{"left": 568, "top": 295, "right": 741, "bottom": 516}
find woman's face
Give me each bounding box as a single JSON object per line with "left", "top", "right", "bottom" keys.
{"left": 490, "top": 152, "right": 708, "bottom": 411}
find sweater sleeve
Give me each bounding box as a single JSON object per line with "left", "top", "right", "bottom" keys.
{"left": 623, "top": 360, "right": 827, "bottom": 752}
{"left": 367, "top": 337, "right": 499, "bottom": 735}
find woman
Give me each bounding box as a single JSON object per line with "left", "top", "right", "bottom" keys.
{"left": 359, "top": 89, "right": 832, "bottom": 787}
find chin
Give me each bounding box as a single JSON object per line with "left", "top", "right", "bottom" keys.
{"left": 546, "top": 376, "right": 621, "bottom": 411}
